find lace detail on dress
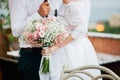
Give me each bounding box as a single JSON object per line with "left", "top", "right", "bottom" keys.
{"left": 58, "top": 0, "right": 90, "bottom": 39}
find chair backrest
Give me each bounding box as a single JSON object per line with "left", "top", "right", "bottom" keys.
{"left": 60, "top": 65, "right": 120, "bottom": 80}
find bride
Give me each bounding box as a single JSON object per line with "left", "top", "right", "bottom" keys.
{"left": 40, "top": 0, "right": 101, "bottom": 80}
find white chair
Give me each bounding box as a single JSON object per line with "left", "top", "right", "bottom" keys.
{"left": 60, "top": 65, "right": 120, "bottom": 80}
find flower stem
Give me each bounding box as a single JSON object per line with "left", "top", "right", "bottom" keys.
{"left": 41, "top": 57, "right": 49, "bottom": 74}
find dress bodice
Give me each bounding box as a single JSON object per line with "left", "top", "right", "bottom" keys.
{"left": 58, "top": 0, "right": 90, "bottom": 39}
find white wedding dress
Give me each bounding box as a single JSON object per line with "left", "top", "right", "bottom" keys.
{"left": 39, "top": 0, "right": 101, "bottom": 80}
{"left": 9, "top": 0, "right": 100, "bottom": 79}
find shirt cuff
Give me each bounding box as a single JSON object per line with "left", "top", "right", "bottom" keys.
{"left": 27, "top": 11, "right": 43, "bottom": 23}
{"left": 35, "top": 11, "right": 43, "bottom": 19}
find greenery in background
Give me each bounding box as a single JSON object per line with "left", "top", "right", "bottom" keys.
{"left": 0, "top": 20, "right": 2, "bottom": 30}
{"left": 0, "top": 0, "right": 15, "bottom": 44}
{"left": 89, "top": 21, "right": 120, "bottom": 34}
{"left": 0, "top": 0, "right": 10, "bottom": 25}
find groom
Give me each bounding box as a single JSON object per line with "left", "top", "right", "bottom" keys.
{"left": 9, "top": 0, "right": 50, "bottom": 80}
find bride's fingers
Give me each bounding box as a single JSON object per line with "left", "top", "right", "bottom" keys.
{"left": 49, "top": 46, "right": 59, "bottom": 53}
{"left": 41, "top": 45, "right": 60, "bottom": 56}
{"left": 41, "top": 49, "right": 45, "bottom": 54}
{"left": 41, "top": 48, "right": 51, "bottom": 55}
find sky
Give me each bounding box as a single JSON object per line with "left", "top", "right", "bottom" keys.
{"left": 90, "top": 0, "right": 120, "bottom": 23}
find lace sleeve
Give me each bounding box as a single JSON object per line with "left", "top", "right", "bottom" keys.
{"left": 61, "top": 0, "right": 90, "bottom": 39}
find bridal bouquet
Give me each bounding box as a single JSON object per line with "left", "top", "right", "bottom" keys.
{"left": 20, "top": 16, "right": 68, "bottom": 74}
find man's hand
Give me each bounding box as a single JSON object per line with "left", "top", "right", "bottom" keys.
{"left": 27, "top": 38, "right": 43, "bottom": 47}
{"left": 38, "top": 2, "right": 50, "bottom": 17}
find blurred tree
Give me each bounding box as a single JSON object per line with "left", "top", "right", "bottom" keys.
{"left": 0, "top": 0, "right": 18, "bottom": 57}
{"left": 0, "top": 0, "right": 10, "bottom": 27}
{"left": 89, "top": 21, "right": 120, "bottom": 34}
{"left": 0, "top": 31, "right": 9, "bottom": 57}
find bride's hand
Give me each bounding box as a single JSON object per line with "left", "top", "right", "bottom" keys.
{"left": 41, "top": 46, "right": 60, "bottom": 56}
{"left": 63, "top": 0, "right": 79, "bottom": 4}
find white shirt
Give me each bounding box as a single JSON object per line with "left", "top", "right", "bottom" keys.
{"left": 9, "top": 0, "right": 90, "bottom": 48}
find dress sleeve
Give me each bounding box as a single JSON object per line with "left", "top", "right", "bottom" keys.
{"left": 59, "top": 0, "right": 90, "bottom": 39}
{"left": 8, "top": 0, "right": 42, "bottom": 37}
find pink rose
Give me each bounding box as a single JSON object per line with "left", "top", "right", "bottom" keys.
{"left": 33, "top": 31, "right": 39, "bottom": 40}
